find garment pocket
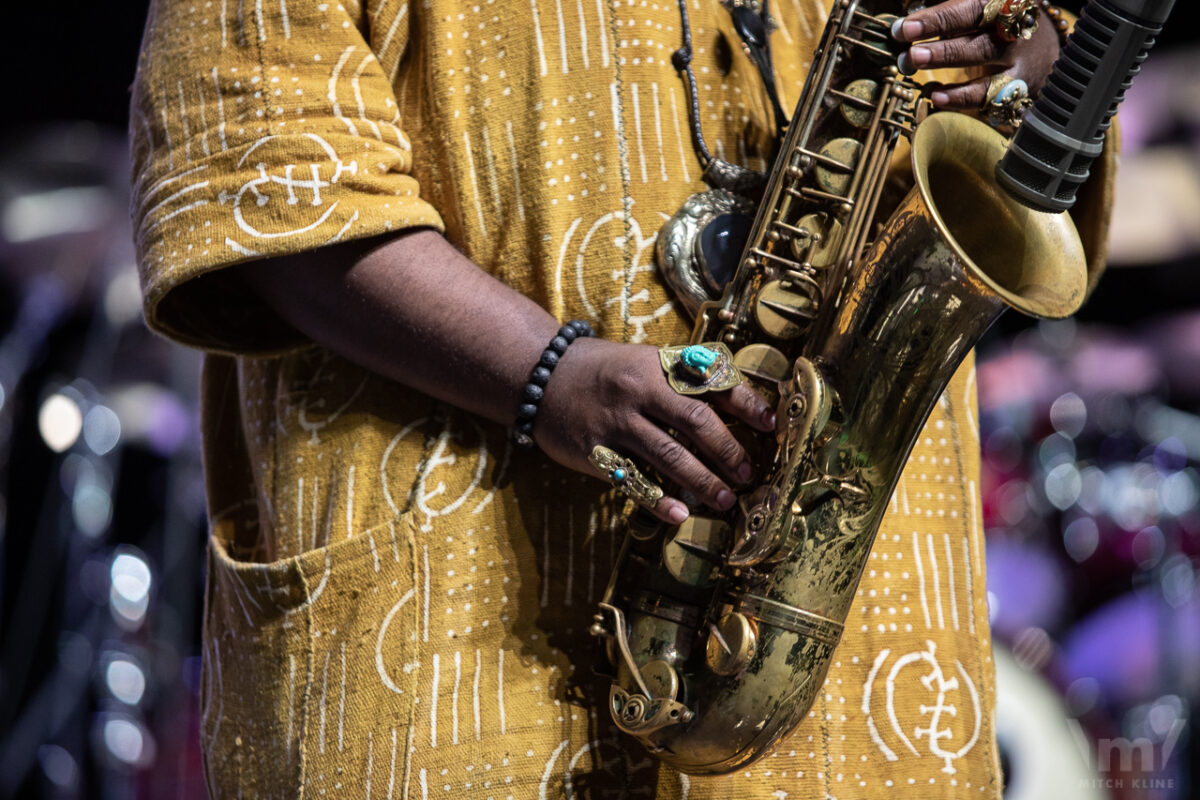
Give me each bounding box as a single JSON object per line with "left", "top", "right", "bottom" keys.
{"left": 200, "top": 513, "right": 420, "bottom": 797}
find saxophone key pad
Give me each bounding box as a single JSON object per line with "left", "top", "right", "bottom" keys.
{"left": 839, "top": 78, "right": 881, "bottom": 128}
{"left": 706, "top": 611, "right": 757, "bottom": 676}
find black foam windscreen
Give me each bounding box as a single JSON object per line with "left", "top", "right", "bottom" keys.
{"left": 995, "top": 0, "right": 1175, "bottom": 212}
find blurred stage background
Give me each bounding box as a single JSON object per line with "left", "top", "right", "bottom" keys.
{"left": 0, "top": 2, "right": 1197, "bottom": 798}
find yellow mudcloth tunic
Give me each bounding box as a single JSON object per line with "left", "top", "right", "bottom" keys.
{"left": 130, "top": 0, "right": 1113, "bottom": 796}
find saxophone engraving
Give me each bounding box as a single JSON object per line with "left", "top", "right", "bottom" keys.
{"left": 590, "top": 0, "right": 1089, "bottom": 775}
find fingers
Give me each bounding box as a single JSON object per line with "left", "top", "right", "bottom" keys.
{"left": 892, "top": 0, "right": 989, "bottom": 43}
{"left": 649, "top": 394, "right": 754, "bottom": 489}
{"left": 653, "top": 496, "right": 693, "bottom": 526}
{"left": 926, "top": 73, "right": 995, "bottom": 109}
{"left": 899, "top": 32, "right": 1003, "bottom": 73}
{"left": 713, "top": 384, "right": 777, "bottom": 433}
{"left": 625, "top": 417, "right": 738, "bottom": 519}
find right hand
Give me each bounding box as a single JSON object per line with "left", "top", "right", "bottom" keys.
{"left": 534, "top": 337, "right": 777, "bottom": 525}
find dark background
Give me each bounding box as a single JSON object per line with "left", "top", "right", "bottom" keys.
{"left": 1, "top": 2, "right": 1198, "bottom": 799}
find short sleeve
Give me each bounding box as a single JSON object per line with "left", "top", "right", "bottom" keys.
{"left": 129, "top": 0, "right": 444, "bottom": 354}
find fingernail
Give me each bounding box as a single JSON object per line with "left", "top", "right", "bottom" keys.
{"left": 901, "top": 19, "right": 924, "bottom": 40}
{"left": 737, "top": 462, "right": 754, "bottom": 484}
{"left": 716, "top": 489, "right": 736, "bottom": 510}
{"left": 890, "top": 16, "right": 906, "bottom": 40}
{"left": 930, "top": 91, "right": 950, "bottom": 107}
{"left": 897, "top": 51, "right": 917, "bottom": 76}
{"left": 668, "top": 504, "right": 689, "bottom": 525}
{"left": 761, "top": 409, "right": 777, "bottom": 430}
{"left": 910, "top": 45, "right": 931, "bottom": 68}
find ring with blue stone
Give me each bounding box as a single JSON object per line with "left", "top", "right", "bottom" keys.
{"left": 659, "top": 341, "right": 744, "bottom": 395}
{"left": 589, "top": 445, "right": 664, "bottom": 508}
{"left": 984, "top": 74, "right": 1032, "bottom": 129}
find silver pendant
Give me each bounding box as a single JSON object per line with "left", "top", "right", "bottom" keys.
{"left": 655, "top": 188, "right": 757, "bottom": 319}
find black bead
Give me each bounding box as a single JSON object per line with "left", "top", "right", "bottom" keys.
{"left": 671, "top": 47, "right": 692, "bottom": 70}
{"left": 512, "top": 321, "right": 592, "bottom": 447}
{"left": 513, "top": 419, "right": 535, "bottom": 447}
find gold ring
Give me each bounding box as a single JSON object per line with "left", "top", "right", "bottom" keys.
{"left": 992, "top": 0, "right": 1039, "bottom": 41}
{"left": 659, "top": 342, "right": 744, "bottom": 395}
{"left": 589, "top": 446, "right": 664, "bottom": 508}
{"left": 981, "top": 0, "right": 1004, "bottom": 24}
{"left": 983, "top": 74, "right": 1032, "bottom": 128}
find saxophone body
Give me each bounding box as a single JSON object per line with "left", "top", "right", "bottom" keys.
{"left": 589, "top": 0, "right": 1089, "bottom": 775}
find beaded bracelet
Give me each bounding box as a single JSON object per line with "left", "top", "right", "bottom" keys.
{"left": 1038, "top": 1, "right": 1071, "bottom": 47}
{"left": 512, "top": 319, "right": 594, "bottom": 447}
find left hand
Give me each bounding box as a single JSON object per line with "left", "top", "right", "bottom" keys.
{"left": 892, "top": 0, "right": 1061, "bottom": 110}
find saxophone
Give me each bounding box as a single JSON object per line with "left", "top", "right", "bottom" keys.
{"left": 588, "top": 0, "right": 1088, "bottom": 775}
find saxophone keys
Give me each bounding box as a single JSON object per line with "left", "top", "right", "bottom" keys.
{"left": 664, "top": 517, "right": 730, "bottom": 586}
{"left": 732, "top": 343, "right": 790, "bottom": 408}
{"left": 839, "top": 78, "right": 880, "bottom": 128}
{"left": 815, "top": 138, "right": 863, "bottom": 196}
{"left": 754, "top": 280, "right": 816, "bottom": 340}
{"left": 789, "top": 213, "right": 843, "bottom": 266}
{"left": 727, "top": 496, "right": 790, "bottom": 566}
{"left": 706, "top": 612, "right": 757, "bottom": 676}
{"left": 641, "top": 659, "right": 682, "bottom": 703}
{"left": 610, "top": 684, "right": 694, "bottom": 736}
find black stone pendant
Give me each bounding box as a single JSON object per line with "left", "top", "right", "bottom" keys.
{"left": 697, "top": 212, "right": 753, "bottom": 295}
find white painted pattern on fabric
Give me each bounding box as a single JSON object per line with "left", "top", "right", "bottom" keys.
{"left": 538, "top": 739, "right": 571, "bottom": 799}
{"left": 330, "top": 47, "right": 361, "bottom": 136}
{"left": 366, "top": 729, "right": 375, "bottom": 799}
{"left": 451, "top": 650, "right": 461, "bottom": 745}
{"left": 497, "top": 647, "right": 506, "bottom": 734}
{"left": 863, "top": 647, "right": 899, "bottom": 761}
{"left": 504, "top": 120, "right": 527, "bottom": 221}
{"left": 430, "top": 652, "right": 440, "bottom": 747}
{"left": 631, "top": 83, "right": 647, "bottom": 183}
{"left": 473, "top": 648, "right": 482, "bottom": 741}
{"left": 913, "top": 530, "right": 931, "bottom": 628}
{"left": 319, "top": 649, "right": 331, "bottom": 753}
{"left": 463, "top": 130, "right": 489, "bottom": 235}
{"left": 927, "top": 533, "right": 945, "bottom": 629}
{"left": 944, "top": 533, "right": 959, "bottom": 631}
{"left": 668, "top": 86, "right": 691, "bottom": 183}
{"left": 963, "top": 535, "right": 976, "bottom": 635}
{"left": 376, "top": 588, "right": 417, "bottom": 694}
{"left": 554, "top": 0, "right": 570, "bottom": 74}
{"left": 530, "top": 0, "right": 549, "bottom": 76}
{"left": 338, "top": 641, "right": 347, "bottom": 751}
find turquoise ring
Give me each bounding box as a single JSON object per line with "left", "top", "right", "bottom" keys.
{"left": 589, "top": 446, "right": 664, "bottom": 508}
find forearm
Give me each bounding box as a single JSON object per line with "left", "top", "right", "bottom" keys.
{"left": 232, "top": 228, "right": 560, "bottom": 427}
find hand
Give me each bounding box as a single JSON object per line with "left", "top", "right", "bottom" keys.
{"left": 535, "top": 337, "right": 777, "bottom": 525}
{"left": 893, "top": 0, "right": 1061, "bottom": 110}
{"left": 233, "top": 227, "right": 775, "bottom": 527}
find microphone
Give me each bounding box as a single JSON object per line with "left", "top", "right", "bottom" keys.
{"left": 995, "top": 0, "right": 1176, "bottom": 212}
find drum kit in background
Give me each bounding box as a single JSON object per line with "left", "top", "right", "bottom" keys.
{"left": 980, "top": 316, "right": 1199, "bottom": 800}
{"left": 0, "top": 124, "right": 207, "bottom": 798}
